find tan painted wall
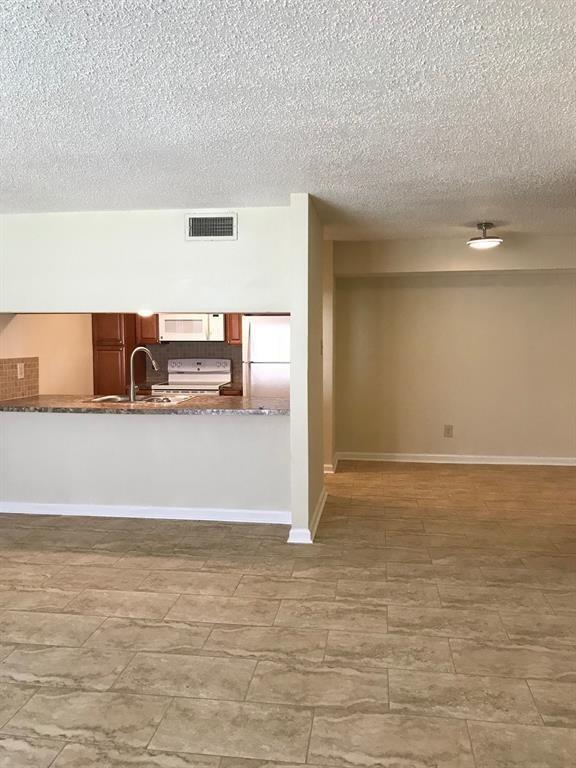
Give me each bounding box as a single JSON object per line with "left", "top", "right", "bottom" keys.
{"left": 323, "top": 241, "right": 335, "bottom": 470}
{"left": 307, "top": 199, "right": 325, "bottom": 518}
{"left": 0, "top": 314, "right": 94, "bottom": 395}
{"left": 335, "top": 272, "right": 576, "bottom": 459}
{"left": 335, "top": 235, "right": 576, "bottom": 276}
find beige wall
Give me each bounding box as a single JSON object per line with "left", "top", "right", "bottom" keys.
{"left": 335, "top": 235, "right": 576, "bottom": 276}
{"left": 0, "top": 314, "right": 93, "bottom": 395}
{"left": 336, "top": 271, "right": 576, "bottom": 459}
{"left": 323, "top": 240, "right": 335, "bottom": 470}
{"left": 307, "top": 199, "right": 325, "bottom": 524}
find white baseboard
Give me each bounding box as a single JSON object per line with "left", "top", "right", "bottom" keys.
{"left": 336, "top": 452, "right": 576, "bottom": 467}
{"left": 323, "top": 457, "right": 339, "bottom": 474}
{"left": 0, "top": 501, "right": 291, "bottom": 525}
{"left": 287, "top": 527, "right": 313, "bottom": 544}
{"left": 287, "top": 486, "right": 328, "bottom": 545}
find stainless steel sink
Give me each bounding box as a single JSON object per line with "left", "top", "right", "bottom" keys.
{"left": 88, "top": 394, "right": 194, "bottom": 405}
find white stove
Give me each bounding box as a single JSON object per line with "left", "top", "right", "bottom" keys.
{"left": 151, "top": 358, "right": 232, "bottom": 395}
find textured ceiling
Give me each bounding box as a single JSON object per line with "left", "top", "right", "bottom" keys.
{"left": 1, "top": 1, "right": 575, "bottom": 238}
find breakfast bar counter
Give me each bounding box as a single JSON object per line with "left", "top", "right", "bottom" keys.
{"left": 0, "top": 393, "right": 289, "bottom": 415}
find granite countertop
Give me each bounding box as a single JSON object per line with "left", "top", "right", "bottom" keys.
{"left": 0, "top": 394, "right": 289, "bottom": 416}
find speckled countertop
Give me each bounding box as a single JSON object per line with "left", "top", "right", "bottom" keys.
{"left": 0, "top": 395, "right": 289, "bottom": 416}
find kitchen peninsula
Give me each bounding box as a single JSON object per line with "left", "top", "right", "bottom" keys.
{"left": 0, "top": 312, "right": 292, "bottom": 528}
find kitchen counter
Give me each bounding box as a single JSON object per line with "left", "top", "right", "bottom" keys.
{"left": 0, "top": 394, "right": 289, "bottom": 416}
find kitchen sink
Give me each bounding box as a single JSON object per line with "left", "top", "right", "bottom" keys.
{"left": 88, "top": 394, "right": 195, "bottom": 405}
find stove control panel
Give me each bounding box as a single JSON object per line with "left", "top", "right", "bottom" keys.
{"left": 167, "top": 359, "right": 231, "bottom": 375}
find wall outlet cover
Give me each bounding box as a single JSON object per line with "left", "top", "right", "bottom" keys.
{"left": 16, "top": 362, "right": 25, "bottom": 379}
{"left": 443, "top": 424, "right": 454, "bottom": 438}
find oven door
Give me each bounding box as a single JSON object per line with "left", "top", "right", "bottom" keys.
{"left": 158, "top": 314, "right": 210, "bottom": 341}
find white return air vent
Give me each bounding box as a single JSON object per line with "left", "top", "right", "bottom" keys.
{"left": 185, "top": 211, "right": 238, "bottom": 241}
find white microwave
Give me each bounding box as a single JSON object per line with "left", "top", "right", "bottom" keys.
{"left": 158, "top": 313, "right": 225, "bottom": 342}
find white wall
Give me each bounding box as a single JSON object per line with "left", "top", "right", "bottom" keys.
{"left": 0, "top": 314, "right": 94, "bottom": 394}
{"left": 0, "top": 206, "right": 291, "bottom": 313}
{"left": 335, "top": 235, "right": 576, "bottom": 276}
{"left": 0, "top": 196, "right": 322, "bottom": 536}
{"left": 335, "top": 272, "right": 576, "bottom": 460}
{"left": 1, "top": 412, "right": 290, "bottom": 517}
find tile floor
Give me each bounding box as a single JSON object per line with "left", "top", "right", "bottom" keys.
{"left": 0, "top": 461, "right": 575, "bottom": 766}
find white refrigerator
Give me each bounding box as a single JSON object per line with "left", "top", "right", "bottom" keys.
{"left": 242, "top": 316, "right": 290, "bottom": 398}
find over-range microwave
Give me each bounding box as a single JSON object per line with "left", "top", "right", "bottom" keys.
{"left": 158, "top": 313, "right": 225, "bottom": 342}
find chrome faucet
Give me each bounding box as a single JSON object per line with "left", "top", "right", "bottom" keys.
{"left": 129, "top": 346, "right": 159, "bottom": 402}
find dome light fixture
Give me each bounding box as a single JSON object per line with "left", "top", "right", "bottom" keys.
{"left": 467, "top": 222, "right": 503, "bottom": 250}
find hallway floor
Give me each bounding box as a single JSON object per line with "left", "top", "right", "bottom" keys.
{"left": 0, "top": 462, "right": 575, "bottom": 766}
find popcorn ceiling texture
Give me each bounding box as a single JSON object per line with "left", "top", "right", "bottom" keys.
{"left": 0, "top": 1, "right": 574, "bottom": 238}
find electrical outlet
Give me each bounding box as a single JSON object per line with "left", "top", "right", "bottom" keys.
{"left": 16, "top": 362, "right": 25, "bottom": 380}
{"left": 443, "top": 424, "right": 454, "bottom": 438}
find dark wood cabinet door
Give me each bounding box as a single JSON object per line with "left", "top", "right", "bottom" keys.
{"left": 135, "top": 314, "right": 159, "bottom": 345}
{"left": 93, "top": 347, "right": 127, "bottom": 395}
{"left": 225, "top": 313, "right": 243, "bottom": 345}
{"left": 92, "top": 314, "right": 126, "bottom": 346}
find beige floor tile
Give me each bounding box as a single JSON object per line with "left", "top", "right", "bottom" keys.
{"left": 202, "top": 558, "right": 295, "bottom": 577}
{"left": 139, "top": 571, "right": 241, "bottom": 596}
{"left": 0, "top": 683, "right": 36, "bottom": 728}
{"left": 0, "top": 564, "right": 64, "bottom": 589}
{"left": 481, "top": 567, "right": 576, "bottom": 590}
{"left": 325, "top": 630, "right": 454, "bottom": 672}
{"left": 114, "top": 652, "right": 255, "bottom": 700}
{"left": 246, "top": 660, "right": 389, "bottom": 711}
{"left": 0, "top": 645, "right": 15, "bottom": 662}
{"left": 336, "top": 579, "right": 440, "bottom": 606}
{"left": 388, "top": 605, "right": 507, "bottom": 641}
{"left": 429, "top": 548, "right": 526, "bottom": 567}
{"left": 501, "top": 612, "right": 576, "bottom": 649}
{"left": 275, "top": 599, "right": 388, "bottom": 633}
{"left": 44, "top": 566, "right": 149, "bottom": 591}
{"left": 0, "top": 587, "right": 78, "bottom": 612}
{"left": 6, "top": 689, "right": 170, "bottom": 747}
{"left": 165, "top": 595, "right": 280, "bottom": 626}
{"left": 51, "top": 742, "right": 220, "bottom": 767}
{"left": 84, "top": 617, "right": 211, "bottom": 653}
{"left": 451, "top": 639, "right": 576, "bottom": 681}
{"left": 0, "top": 735, "right": 63, "bottom": 768}
{"left": 528, "top": 680, "right": 576, "bottom": 727}
{"left": 438, "top": 584, "right": 549, "bottom": 611}
{"left": 0, "top": 646, "right": 132, "bottom": 690}
{"left": 113, "top": 555, "right": 206, "bottom": 571}
{"left": 308, "top": 712, "right": 474, "bottom": 767}
{"left": 291, "top": 561, "right": 387, "bottom": 581}
{"left": 387, "top": 562, "right": 486, "bottom": 585}
{"left": 389, "top": 669, "right": 540, "bottom": 724}
{"left": 468, "top": 721, "right": 576, "bottom": 768}
{"left": 65, "top": 589, "right": 179, "bottom": 619}
{"left": 522, "top": 555, "right": 576, "bottom": 572}
{"left": 0, "top": 610, "right": 103, "bottom": 646}
{"left": 544, "top": 591, "right": 576, "bottom": 614}
{"left": 150, "top": 698, "right": 313, "bottom": 761}
{"left": 203, "top": 625, "right": 327, "bottom": 662}
{"left": 235, "top": 576, "right": 336, "bottom": 600}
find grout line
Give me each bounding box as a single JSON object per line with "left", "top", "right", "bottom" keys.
{"left": 465, "top": 719, "right": 479, "bottom": 768}
{"left": 525, "top": 678, "right": 547, "bottom": 726}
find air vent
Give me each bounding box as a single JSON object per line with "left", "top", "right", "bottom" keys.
{"left": 185, "top": 212, "right": 237, "bottom": 241}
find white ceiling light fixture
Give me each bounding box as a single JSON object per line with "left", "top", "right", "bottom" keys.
{"left": 467, "top": 222, "right": 504, "bottom": 250}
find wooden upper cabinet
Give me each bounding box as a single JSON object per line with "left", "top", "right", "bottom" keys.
{"left": 225, "top": 313, "right": 243, "bottom": 345}
{"left": 92, "top": 313, "right": 126, "bottom": 346}
{"left": 135, "top": 314, "right": 159, "bottom": 345}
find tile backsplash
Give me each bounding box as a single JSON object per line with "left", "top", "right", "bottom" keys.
{"left": 144, "top": 342, "right": 243, "bottom": 385}
{"left": 0, "top": 357, "right": 39, "bottom": 400}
